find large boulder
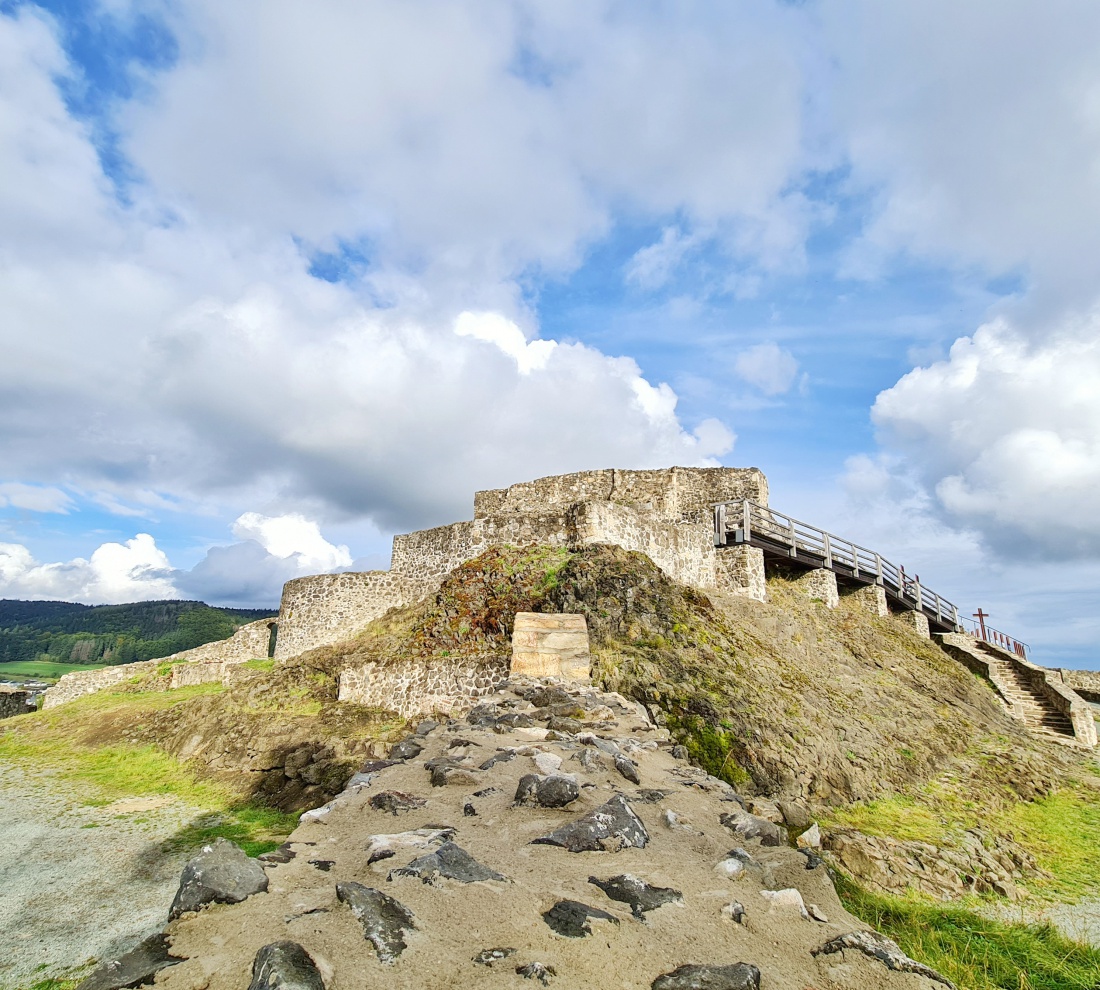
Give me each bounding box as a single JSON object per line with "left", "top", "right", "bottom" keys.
{"left": 76, "top": 934, "right": 183, "bottom": 990}
{"left": 168, "top": 838, "right": 269, "bottom": 920}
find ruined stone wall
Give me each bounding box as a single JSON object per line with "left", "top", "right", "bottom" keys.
{"left": 43, "top": 660, "right": 161, "bottom": 709}
{"left": 715, "top": 545, "right": 767, "bottom": 602}
{"left": 0, "top": 688, "right": 32, "bottom": 719}
{"left": 1056, "top": 668, "right": 1100, "bottom": 702}
{"left": 473, "top": 466, "right": 768, "bottom": 523}
{"left": 274, "top": 571, "right": 427, "bottom": 660}
{"left": 158, "top": 619, "right": 274, "bottom": 666}
{"left": 337, "top": 655, "right": 509, "bottom": 718}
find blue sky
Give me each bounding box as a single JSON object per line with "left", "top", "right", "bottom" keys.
{"left": 1, "top": 0, "right": 1098, "bottom": 666}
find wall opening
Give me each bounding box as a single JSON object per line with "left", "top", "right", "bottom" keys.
{"left": 267, "top": 622, "right": 278, "bottom": 658}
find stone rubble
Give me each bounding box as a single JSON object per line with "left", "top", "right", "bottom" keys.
{"left": 82, "top": 675, "right": 954, "bottom": 990}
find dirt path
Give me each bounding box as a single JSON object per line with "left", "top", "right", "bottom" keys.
{"left": 0, "top": 763, "right": 201, "bottom": 989}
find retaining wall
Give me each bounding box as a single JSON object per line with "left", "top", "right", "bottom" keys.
{"left": 337, "top": 655, "right": 509, "bottom": 718}
{"left": 43, "top": 660, "right": 161, "bottom": 709}
{"left": 0, "top": 688, "right": 32, "bottom": 719}
{"left": 1056, "top": 668, "right": 1100, "bottom": 702}
{"left": 715, "top": 545, "right": 767, "bottom": 602}
{"left": 473, "top": 466, "right": 768, "bottom": 523}
{"left": 273, "top": 571, "right": 427, "bottom": 660}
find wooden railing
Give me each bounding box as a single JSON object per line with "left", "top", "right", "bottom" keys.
{"left": 713, "top": 499, "right": 962, "bottom": 629}
{"left": 957, "top": 617, "right": 1029, "bottom": 659}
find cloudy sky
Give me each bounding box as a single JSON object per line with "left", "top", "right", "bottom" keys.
{"left": 2, "top": 1, "right": 1098, "bottom": 665}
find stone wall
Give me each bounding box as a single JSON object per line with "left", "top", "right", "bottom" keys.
{"left": 337, "top": 655, "right": 509, "bottom": 718}
{"left": 841, "top": 584, "right": 888, "bottom": 617}
{"left": 158, "top": 619, "right": 274, "bottom": 666}
{"left": 1056, "top": 668, "right": 1100, "bottom": 702}
{"left": 715, "top": 545, "right": 766, "bottom": 602}
{"left": 0, "top": 688, "right": 32, "bottom": 719}
{"left": 792, "top": 568, "right": 839, "bottom": 609}
{"left": 273, "top": 571, "right": 427, "bottom": 660}
{"left": 473, "top": 466, "right": 768, "bottom": 523}
{"left": 43, "top": 660, "right": 161, "bottom": 709}
{"left": 895, "top": 610, "right": 931, "bottom": 638}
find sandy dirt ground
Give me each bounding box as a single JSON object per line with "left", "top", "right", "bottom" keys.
{"left": 0, "top": 763, "right": 200, "bottom": 989}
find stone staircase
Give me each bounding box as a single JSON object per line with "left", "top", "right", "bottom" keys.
{"left": 974, "top": 642, "right": 1076, "bottom": 741}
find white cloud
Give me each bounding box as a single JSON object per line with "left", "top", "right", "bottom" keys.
{"left": 231, "top": 512, "right": 352, "bottom": 572}
{"left": 0, "top": 534, "right": 178, "bottom": 604}
{"left": 453, "top": 311, "right": 556, "bottom": 374}
{"left": 0, "top": 483, "right": 73, "bottom": 514}
{"left": 872, "top": 314, "right": 1100, "bottom": 559}
{"left": 625, "top": 227, "right": 701, "bottom": 291}
{"left": 734, "top": 342, "right": 800, "bottom": 395}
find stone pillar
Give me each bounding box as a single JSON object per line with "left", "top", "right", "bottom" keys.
{"left": 842, "top": 583, "right": 888, "bottom": 617}
{"left": 715, "top": 545, "right": 766, "bottom": 603}
{"left": 793, "top": 568, "right": 839, "bottom": 608}
{"left": 896, "top": 609, "right": 930, "bottom": 638}
{"left": 511, "top": 613, "right": 592, "bottom": 681}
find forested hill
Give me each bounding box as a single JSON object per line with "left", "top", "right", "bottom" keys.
{"left": 0, "top": 599, "right": 277, "bottom": 667}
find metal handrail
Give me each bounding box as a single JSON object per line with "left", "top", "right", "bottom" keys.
{"left": 713, "top": 498, "right": 967, "bottom": 630}
{"left": 957, "top": 616, "right": 1029, "bottom": 659}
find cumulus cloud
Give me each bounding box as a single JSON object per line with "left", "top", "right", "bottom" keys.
{"left": 734, "top": 343, "right": 800, "bottom": 396}
{"left": 0, "top": 534, "right": 177, "bottom": 604}
{"left": 231, "top": 512, "right": 352, "bottom": 572}
{"left": 872, "top": 315, "right": 1100, "bottom": 559}
{"left": 0, "top": 483, "right": 73, "bottom": 514}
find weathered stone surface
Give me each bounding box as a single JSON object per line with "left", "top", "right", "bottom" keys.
{"left": 76, "top": 934, "right": 184, "bottom": 990}
{"left": 389, "top": 739, "right": 423, "bottom": 760}
{"left": 335, "top": 882, "right": 416, "bottom": 964}
{"left": 776, "top": 800, "right": 813, "bottom": 829}
{"left": 651, "top": 963, "right": 761, "bottom": 989}
{"left": 588, "top": 874, "right": 682, "bottom": 918}
{"left": 813, "top": 931, "right": 956, "bottom": 987}
{"left": 365, "top": 827, "right": 455, "bottom": 864}
{"left": 532, "top": 794, "right": 650, "bottom": 852}
{"left": 512, "top": 612, "right": 592, "bottom": 680}
{"left": 515, "top": 773, "right": 580, "bottom": 808}
{"left": 388, "top": 841, "right": 506, "bottom": 884}
{"left": 369, "top": 791, "right": 427, "bottom": 815}
{"left": 479, "top": 750, "right": 516, "bottom": 770}
{"left": 168, "top": 838, "right": 269, "bottom": 920}
{"left": 759, "top": 887, "right": 809, "bottom": 919}
{"left": 258, "top": 843, "right": 296, "bottom": 864}
{"left": 248, "top": 941, "right": 325, "bottom": 990}
{"left": 541, "top": 899, "right": 620, "bottom": 938}
{"left": 718, "top": 808, "right": 787, "bottom": 847}
{"left": 721, "top": 901, "right": 746, "bottom": 924}
{"left": 796, "top": 823, "right": 822, "bottom": 849}
{"left": 614, "top": 755, "right": 641, "bottom": 784}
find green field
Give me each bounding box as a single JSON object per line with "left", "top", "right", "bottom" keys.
{"left": 0, "top": 660, "right": 107, "bottom": 681}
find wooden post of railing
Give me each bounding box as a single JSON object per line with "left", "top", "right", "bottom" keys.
{"left": 823, "top": 532, "right": 832, "bottom": 568}
{"left": 788, "top": 517, "right": 797, "bottom": 556}
{"left": 743, "top": 500, "right": 751, "bottom": 543}
{"left": 952, "top": 604, "right": 959, "bottom": 628}
{"left": 914, "top": 576, "right": 923, "bottom": 610}
{"left": 875, "top": 553, "right": 883, "bottom": 585}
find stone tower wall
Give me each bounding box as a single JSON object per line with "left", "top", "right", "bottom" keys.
{"left": 273, "top": 571, "right": 428, "bottom": 660}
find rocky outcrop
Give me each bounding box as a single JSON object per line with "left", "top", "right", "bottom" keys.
{"left": 95, "top": 676, "right": 949, "bottom": 990}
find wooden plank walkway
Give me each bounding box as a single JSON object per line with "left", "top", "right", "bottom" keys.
{"left": 713, "top": 499, "right": 964, "bottom": 634}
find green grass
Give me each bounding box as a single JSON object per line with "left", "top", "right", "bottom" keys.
{"left": 835, "top": 872, "right": 1100, "bottom": 990}
{"left": 0, "top": 660, "right": 107, "bottom": 681}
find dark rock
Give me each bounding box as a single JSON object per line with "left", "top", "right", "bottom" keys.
{"left": 308, "top": 860, "right": 334, "bottom": 872}
{"left": 577, "top": 733, "right": 620, "bottom": 756}
{"left": 168, "top": 838, "right": 269, "bottom": 920}
{"left": 574, "top": 747, "right": 603, "bottom": 769}
{"left": 467, "top": 705, "right": 501, "bottom": 727}
{"left": 546, "top": 716, "right": 583, "bottom": 734}
{"left": 390, "top": 738, "right": 424, "bottom": 760}
{"left": 514, "top": 773, "right": 541, "bottom": 805}
{"left": 614, "top": 755, "right": 641, "bottom": 784}
{"left": 335, "top": 881, "right": 416, "bottom": 963}
{"left": 480, "top": 751, "right": 516, "bottom": 770}
{"left": 76, "top": 934, "right": 184, "bottom": 990}
{"left": 388, "top": 841, "right": 506, "bottom": 884}
{"left": 359, "top": 759, "right": 401, "bottom": 774}
{"left": 798, "top": 848, "right": 826, "bottom": 870}
{"left": 248, "top": 941, "right": 325, "bottom": 990}
{"left": 651, "top": 963, "right": 761, "bottom": 989}
{"left": 494, "top": 712, "right": 536, "bottom": 730}
{"left": 718, "top": 808, "right": 787, "bottom": 847}
{"left": 517, "top": 962, "right": 557, "bottom": 984}
{"left": 812, "top": 932, "right": 956, "bottom": 987}
{"left": 724, "top": 901, "right": 746, "bottom": 924}
{"left": 426, "top": 759, "right": 479, "bottom": 787}
{"left": 473, "top": 786, "right": 501, "bottom": 797}
{"left": 542, "top": 899, "right": 620, "bottom": 938}
{"left": 588, "top": 874, "right": 682, "bottom": 919}
{"left": 369, "top": 791, "right": 427, "bottom": 815}
{"left": 671, "top": 745, "right": 690, "bottom": 760}
{"left": 631, "top": 789, "right": 669, "bottom": 804}
{"left": 258, "top": 843, "right": 296, "bottom": 864}
{"left": 472, "top": 947, "right": 516, "bottom": 965}
{"left": 463, "top": 801, "right": 478, "bottom": 817}
{"left": 537, "top": 775, "right": 581, "bottom": 808}
{"left": 415, "top": 720, "right": 439, "bottom": 735}
{"left": 532, "top": 794, "right": 649, "bottom": 852}
{"left": 525, "top": 686, "right": 574, "bottom": 707}
{"left": 448, "top": 737, "right": 480, "bottom": 749}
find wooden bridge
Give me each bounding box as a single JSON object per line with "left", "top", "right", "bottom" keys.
{"left": 713, "top": 499, "right": 969, "bottom": 638}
